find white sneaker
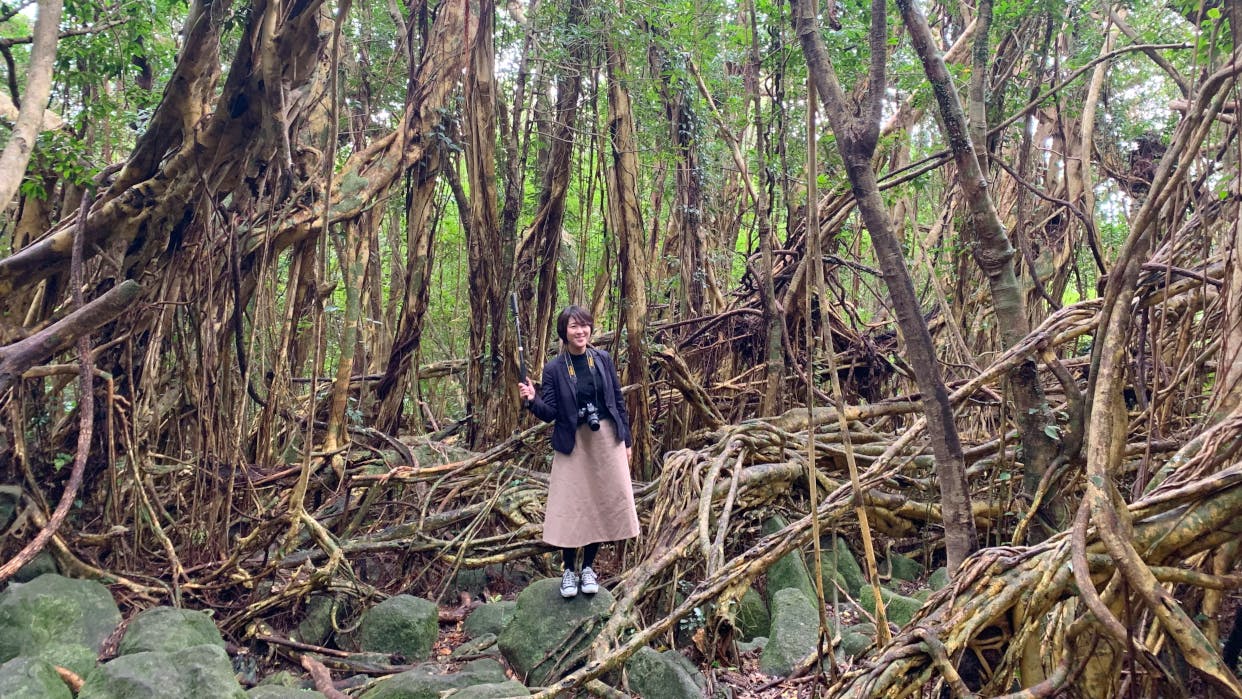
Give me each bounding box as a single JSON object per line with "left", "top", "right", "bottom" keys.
{"left": 579, "top": 566, "right": 599, "bottom": 594}
{"left": 560, "top": 569, "right": 579, "bottom": 598}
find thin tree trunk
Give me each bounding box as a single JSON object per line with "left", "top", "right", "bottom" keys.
{"left": 464, "top": 0, "right": 517, "bottom": 448}
{"left": 792, "top": 0, "right": 977, "bottom": 571}
{"left": 604, "top": 30, "right": 651, "bottom": 478}
{"left": 897, "top": 0, "right": 1061, "bottom": 536}
{"left": 0, "top": 0, "right": 63, "bottom": 212}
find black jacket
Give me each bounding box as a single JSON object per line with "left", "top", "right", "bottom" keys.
{"left": 527, "top": 348, "right": 632, "bottom": 455}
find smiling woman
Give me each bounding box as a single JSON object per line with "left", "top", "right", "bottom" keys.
{"left": 517, "top": 305, "right": 640, "bottom": 599}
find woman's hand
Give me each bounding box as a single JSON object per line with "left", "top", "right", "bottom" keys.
{"left": 518, "top": 378, "right": 536, "bottom": 402}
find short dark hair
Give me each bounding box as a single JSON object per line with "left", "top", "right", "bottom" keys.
{"left": 556, "top": 305, "right": 594, "bottom": 342}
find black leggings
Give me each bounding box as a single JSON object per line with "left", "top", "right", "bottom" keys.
{"left": 561, "top": 543, "right": 601, "bottom": 571}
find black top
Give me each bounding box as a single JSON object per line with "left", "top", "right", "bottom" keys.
{"left": 526, "top": 348, "right": 632, "bottom": 455}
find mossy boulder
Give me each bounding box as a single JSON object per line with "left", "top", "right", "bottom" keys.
{"left": 734, "top": 586, "right": 769, "bottom": 641}
{"left": 356, "top": 595, "right": 439, "bottom": 661}
{"left": 497, "top": 577, "right": 614, "bottom": 686}
{"left": 247, "top": 687, "right": 327, "bottom": 698}
{"left": 117, "top": 606, "right": 224, "bottom": 655}
{"left": 818, "top": 536, "right": 866, "bottom": 598}
{"left": 762, "top": 517, "right": 818, "bottom": 606}
{"left": 928, "top": 567, "right": 950, "bottom": 591}
{"left": 463, "top": 601, "right": 515, "bottom": 639}
{"left": 0, "top": 656, "right": 73, "bottom": 699}
{"left": 858, "top": 585, "right": 923, "bottom": 628}
{"left": 13, "top": 552, "right": 59, "bottom": 584}
{"left": 625, "top": 646, "right": 705, "bottom": 699}
{"left": 838, "top": 623, "right": 875, "bottom": 659}
{"left": 0, "top": 574, "right": 121, "bottom": 676}
{"left": 358, "top": 658, "right": 508, "bottom": 699}
{"left": 885, "top": 553, "right": 924, "bottom": 582}
{"left": 444, "top": 680, "right": 531, "bottom": 697}
{"left": 294, "top": 595, "right": 337, "bottom": 647}
{"left": 759, "top": 588, "right": 820, "bottom": 677}
{"left": 78, "top": 643, "right": 245, "bottom": 699}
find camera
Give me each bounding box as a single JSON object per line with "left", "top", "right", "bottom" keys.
{"left": 578, "top": 402, "right": 601, "bottom": 431}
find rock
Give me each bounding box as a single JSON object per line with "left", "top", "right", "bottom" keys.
{"left": 928, "top": 567, "right": 950, "bottom": 591}
{"left": 762, "top": 517, "right": 818, "bottom": 606}
{"left": 13, "top": 552, "right": 59, "bottom": 584}
{"left": 445, "top": 680, "right": 531, "bottom": 697}
{"left": 256, "top": 671, "right": 303, "bottom": 688}
{"left": 497, "top": 577, "right": 614, "bottom": 686}
{"left": 78, "top": 643, "right": 246, "bottom": 699}
{"left": 819, "top": 536, "right": 866, "bottom": 598}
{"left": 356, "top": 595, "right": 438, "bottom": 661}
{"left": 463, "top": 601, "right": 515, "bottom": 638}
{"left": 734, "top": 586, "right": 769, "bottom": 641}
{"left": 248, "top": 687, "right": 327, "bottom": 698}
{"left": 625, "top": 646, "right": 705, "bottom": 699}
{"left": 294, "top": 595, "right": 336, "bottom": 647}
{"left": 359, "top": 658, "right": 508, "bottom": 699}
{"left": 885, "top": 553, "right": 924, "bottom": 582}
{"left": 0, "top": 574, "right": 121, "bottom": 676}
{"left": 858, "top": 585, "right": 923, "bottom": 628}
{"left": 736, "top": 636, "right": 767, "bottom": 654}
{"left": 759, "top": 588, "right": 821, "bottom": 677}
{"left": 453, "top": 569, "right": 488, "bottom": 600}
{"left": 838, "top": 623, "right": 874, "bottom": 659}
{"left": 450, "top": 633, "right": 500, "bottom": 659}
{"left": 0, "top": 656, "right": 73, "bottom": 699}
{"left": 117, "top": 606, "right": 224, "bottom": 655}
{"left": 0, "top": 486, "right": 19, "bottom": 532}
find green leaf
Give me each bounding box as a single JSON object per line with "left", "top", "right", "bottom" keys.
{"left": 1044, "top": 424, "right": 1061, "bottom": 440}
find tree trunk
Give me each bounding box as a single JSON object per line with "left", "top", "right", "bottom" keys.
{"left": 897, "top": 0, "right": 1061, "bottom": 537}
{"left": 464, "top": 0, "right": 518, "bottom": 448}
{"left": 791, "top": 0, "right": 978, "bottom": 572}
{"left": 604, "top": 30, "right": 652, "bottom": 478}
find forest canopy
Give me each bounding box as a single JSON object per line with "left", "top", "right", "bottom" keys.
{"left": 1, "top": 0, "right": 1241, "bottom": 695}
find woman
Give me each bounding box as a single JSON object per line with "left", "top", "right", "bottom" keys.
{"left": 518, "top": 305, "right": 641, "bottom": 598}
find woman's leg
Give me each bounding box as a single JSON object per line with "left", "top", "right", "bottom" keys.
{"left": 582, "top": 542, "right": 600, "bottom": 569}
{"left": 561, "top": 547, "right": 578, "bottom": 571}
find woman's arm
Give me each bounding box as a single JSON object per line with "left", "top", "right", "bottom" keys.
{"left": 527, "top": 363, "right": 559, "bottom": 422}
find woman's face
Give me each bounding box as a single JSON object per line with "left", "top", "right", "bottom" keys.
{"left": 565, "top": 318, "right": 591, "bottom": 354}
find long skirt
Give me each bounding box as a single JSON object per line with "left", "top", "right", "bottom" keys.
{"left": 541, "top": 420, "right": 640, "bottom": 548}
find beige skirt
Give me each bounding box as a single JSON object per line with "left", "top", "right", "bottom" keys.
{"left": 542, "top": 420, "right": 640, "bottom": 548}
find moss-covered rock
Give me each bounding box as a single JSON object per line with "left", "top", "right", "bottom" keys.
{"left": 496, "top": 578, "right": 614, "bottom": 686}
{"left": 858, "top": 585, "right": 923, "bottom": 628}
{"left": 762, "top": 517, "right": 818, "bottom": 606}
{"left": 247, "top": 687, "right": 327, "bottom": 698}
{"left": 444, "top": 680, "right": 531, "bottom": 698}
{"left": 885, "top": 553, "right": 924, "bottom": 582}
{"left": 759, "top": 588, "right": 820, "bottom": 677}
{"left": 78, "top": 644, "right": 245, "bottom": 699}
{"left": 117, "top": 606, "right": 224, "bottom": 655}
{"left": 625, "top": 646, "right": 705, "bottom": 699}
{"left": 818, "top": 536, "right": 866, "bottom": 598}
{"left": 358, "top": 659, "right": 508, "bottom": 699}
{"left": 0, "top": 656, "right": 73, "bottom": 699}
{"left": 0, "top": 574, "right": 121, "bottom": 676}
{"left": 463, "top": 601, "right": 515, "bottom": 639}
{"left": 356, "top": 595, "right": 439, "bottom": 661}
{"left": 734, "top": 586, "right": 769, "bottom": 641}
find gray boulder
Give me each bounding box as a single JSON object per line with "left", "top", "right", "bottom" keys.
{"left": 734, "top": 586, "right": 769, "bottom": 641}
{"left": 858, "top": 585, "right": 923, "bottom": 628}
{"left": 625, "top": 646, "right": 705, "bottom": 699}
{"left": 78, "top": 643, "right": 245, "bottom": 699}
{"left": 762, "top": 517, "right": 818, "bottom": 606}
{"left": 0, "top": 574, "right": 121, "bottom": 676}
{"left": 294, "top": 595, "right": 336, "bottom": 647}
{"left": 118, "top": 606, "right": 224, "bottom": 655}
{"left": 358, "top": 658, "right": 508, "bottom": 699}
{"left": 819, "top": 536, "right": 866, "bottom": 598}
{"left": 737, "top": 636, "right": 767, "bottom": 654}
{"left": 445, "top": 680, "right": 531, "bottom": 697}
{"left": 0, "top": 656, "right": 72, "bottom": 699}
{"left": 928, "top": 567, "right": 950, "bottom": 591}
{"left": 885, "top": 553, "right": 924, "bottom": 582}
{"left": 463, "top": 601, "right": 515, "bottom": 638}
{"left": 759, "top": 588, "right": 820, "bottom": 677}
{"left": 248, "top": 687, "right": 327, "bottom": 698}
{"left": 450, "top": 633, "right": 500, "bottom": 660}
{"left": 497, "top": 577, "right": 614, "bottom": 686}
{"left": 13, "top": 552, "right": 59, "bottom": 584}
{"left": 838, "top": 623, "right": 874, "bottom": 659}
{"left": 356, "top": 595, "right": 438, "bottom": 661}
